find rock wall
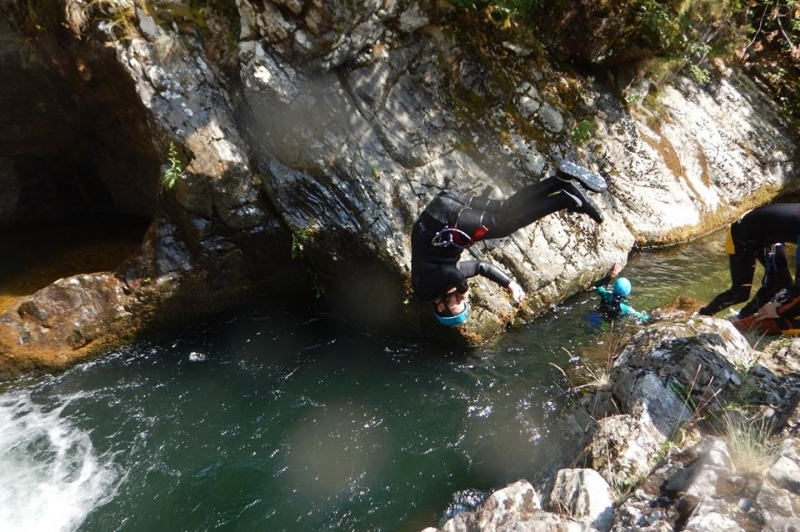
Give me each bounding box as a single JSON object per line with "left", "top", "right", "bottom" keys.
{"left": 0, "top": 0, "right": 797, "bottom": 374}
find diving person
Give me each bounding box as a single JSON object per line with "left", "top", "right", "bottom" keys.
{"left": 411, "top": 161, "right": 607, "bottom": 326}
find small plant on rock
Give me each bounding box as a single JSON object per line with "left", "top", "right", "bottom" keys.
{"left": 291, "top": 227, "right": 316, "bottom": 260}
{"left": 290, "top": 227, "right": 326, "bottom": 298}
{"left": 161, "top": 142, "right": 184, "bottom": 191}
{"left": 571, "top": 119, "right": 594, "bottom": 145}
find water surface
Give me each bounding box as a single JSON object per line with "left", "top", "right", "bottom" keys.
{"left": 1, "top": 230, "right": 761, "bottom": 532}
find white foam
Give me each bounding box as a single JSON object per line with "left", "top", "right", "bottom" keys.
{"left": 0, "top": 391, "right": 120, "bottom": 532}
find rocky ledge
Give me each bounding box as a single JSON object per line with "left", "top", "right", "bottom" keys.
{"left": 423, "top": 312, "right": 800, "bottom": 531}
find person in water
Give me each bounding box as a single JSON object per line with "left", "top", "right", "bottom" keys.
{"left": 411, "top": 161, "right": 607, "bottom": 326}
{"left": 595, "top": 274, "right": 650, "bottom": 324}
{"left": 698, "top": 203, "right": 800, "bottom": 319}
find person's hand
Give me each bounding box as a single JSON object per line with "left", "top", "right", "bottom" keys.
{"left": 507, "top": 280, "right": 525, "bottom": 303}
{"left": 755, "top": 301, "right": 780, "bottom": 320}
{"left": 610, "top": 261, "right": 623, "bottom": 277}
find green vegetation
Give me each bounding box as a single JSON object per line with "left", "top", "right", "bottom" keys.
{"left": 449, "top": 0, "right": 544, "bottom": 24}
{"left": 290, "top": 228, "right": 326, "bottom": 298}
{"left": 13, "top": 1, "right": 240, "bottom": 68}
{"left": 571, "top": 119, "right": 594, "bottom": 144}
{"left": 161, "top": 142, "right": 184, "bottom": 191}
{"left": 145, "top": 0, "right": 240, "bottom": 68}
{"left": 448, "top": 0, "right": 800, "bottom": 122}
{"left": 448, "top": 0, "right": 798, "bottom": 59}
{"left": 290, "top": 227, "right": 316, "bottom": 260}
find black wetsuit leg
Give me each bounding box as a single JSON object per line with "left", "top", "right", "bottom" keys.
{"left": 499, "top": 177, "right": 563, "bottom": 215}
{"left": 451, "top": 179, "right": 575, "bottom": 240}
{"left": 425, "top": 178, "right": 573, "bottom": 241}
{"left": 699, "top": 247, "right": 759, "bottom": 316}
{"left": 443, "top": 177, "right": 562, "bottom": 215}
{"left": 732, "top": 203, "right": 800, "bottom": 244}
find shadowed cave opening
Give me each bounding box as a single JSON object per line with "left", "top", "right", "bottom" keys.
{"left": 0, "top": 19, "right": 160, "bottom": 312}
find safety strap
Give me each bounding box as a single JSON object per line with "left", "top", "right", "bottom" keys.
{"left": 431, "top": 227, "right": 474, "bottom": 249}
{"left": 431, "top": 225, "right": 491, "bottom": 249}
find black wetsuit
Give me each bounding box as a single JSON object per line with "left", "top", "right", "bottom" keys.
{"left": 700, "top": 203, "right": 800, "bottom": 317}
{"left": 411, "top": 177, "right": 579, "bottom": 302}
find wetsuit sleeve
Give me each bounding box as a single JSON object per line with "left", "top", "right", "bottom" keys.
{"left": 595, "top": 273, "right": 614, "bottom": 288}
{"left": 458, "top": 260, "right": 513, "bottom": 288}
{"left": 442, "top": 264, "right": 470, "bottom": 294}
{"left": 620, "top": 302, "right": 649, "bottom": 322}
{"left": 596, "top": 286, "right": 613, "bottom": 303}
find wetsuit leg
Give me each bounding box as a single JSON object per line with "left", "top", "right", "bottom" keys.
{"left": 435, "top": 178, "right": 562, "bottom": 239}
{"left": 501, "top": 177, "right": 563, "bottom": 213}
{"left": 443, "top": 177, "right": 602, "bottom": 242}
{"left": 468, "top": 189, "right": 579, "bottom": 239}
{"left": 436, "top": 191, "right": 506, "bottom": 214}
{"left": 699, "top": 250, "right": 758, "bottom": 315}
{"left": 458, "top": 175, "right": 593, "bottom": 216}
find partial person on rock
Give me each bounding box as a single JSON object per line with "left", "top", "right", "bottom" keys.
{"left": 411, "top": 162, "right": 607, "bottom": 326}
{"left": 699, "top": 203, "right": 800, "bottom": 320}
{"left": 734, "top": 285, "right": 800, "bottom": 335}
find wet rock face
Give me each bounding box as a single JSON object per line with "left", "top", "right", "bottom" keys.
{"left": 0, "top": 15, "right": 160, "bottom": 227}
{"left": 0, "top": 272, "right": 130, "bottom": 374}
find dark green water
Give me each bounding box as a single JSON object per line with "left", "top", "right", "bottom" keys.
{"left": 0, "top": 231, "right": 756, "bottom": 532}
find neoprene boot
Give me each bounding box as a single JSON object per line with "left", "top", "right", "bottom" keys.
{"left": 556, "top": 161, "right": 608, "bottom": 193}
{"left": 561, "top": 181, "right": 604, "bottom": 224}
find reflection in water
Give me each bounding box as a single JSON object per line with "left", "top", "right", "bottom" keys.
{"left": 0, "top": 228, "right": 760, "bottom": 532}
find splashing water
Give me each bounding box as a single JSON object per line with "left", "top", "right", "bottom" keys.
{"left": 0, "top": 391, "right": 120, "bottom": 532}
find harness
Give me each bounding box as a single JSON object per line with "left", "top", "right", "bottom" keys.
{"left": 765, "top": 244, "right": 780, "bottom": 272}
{"left": 429, "top": 225, "right": 489, "bottom": 249}
{"left": 431, "top": 227, "right": 473, "bottom": 249}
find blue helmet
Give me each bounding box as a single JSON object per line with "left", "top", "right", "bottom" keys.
{"left": 434, "top": 303, "right": 470, "bottom": 326}
{"left": 613, "top": 277, "right": 632, "bottom": 297}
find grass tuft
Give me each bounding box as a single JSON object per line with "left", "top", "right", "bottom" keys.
{"left": 721, "top": 410, "right": 779, "bottom": 475}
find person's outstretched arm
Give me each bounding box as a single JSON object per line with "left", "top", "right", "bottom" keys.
{"left": 458, "top": 260, "right": 525, "bottom": 302}
{"left": 620, "top": 302, "right": 650, "bottom": 322}
{"left": 592, "top": 261, "right": 624, "bottom": 290}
